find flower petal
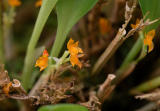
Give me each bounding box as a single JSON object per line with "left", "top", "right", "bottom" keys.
{"left": 131, "top": 18, "right": 140, "bottom": 29}
{"left": 146, "top": 29, "right": 155, "bottom": 40}
{"left": 148, "top": 41, "right": 154, "bottom": 53}
{"left": 70, "top": 55, "right": 82, "bottom": 68}
{"left": 43, "top": 49, "right": 49, "bottom": 57}
{"left": 35, "top": 49, "right": 49, "bottom": 71}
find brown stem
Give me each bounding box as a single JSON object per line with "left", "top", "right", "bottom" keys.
{"left": 92, "top": 0, "right": 137, "bottom": 75}
{"left": 98, "top": 74, "right": 116, "bottom": 102}
{"left": 92, "top": 30, "right": 125, "bottom": 75}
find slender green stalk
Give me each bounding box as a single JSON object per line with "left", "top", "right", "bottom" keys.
{"left": 0, "top": 1, "right": 4, "bottom": 63}
{"left": 3, "top": 7, "right": 15, "bottom": 61}
{"left": 131, "top": 76, "right": 160, "bottom": 93}
{"left": 55, "top": 50, "right": 69, "bottom": 68}
{"left": 111, "top": 32, "right": 144, "bottom": 85}
{"left": 22, "top": 0, "right": 58, "bottom": 90}
{"left": 116, "top": 32, "right": 144, "bottom": 75}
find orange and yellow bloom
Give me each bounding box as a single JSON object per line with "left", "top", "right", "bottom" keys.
{"left": 35, "top": 0, "right": 42, "bottom": 7}
{"left": 67, "top": 38, "right": 83, "bottom": 68}
{"left": 144, "top": 29, "right": 155, "bottom": 53}
{"left": 35, "top": 39, "right": 84, "bottom": 70}
{"left": 8, "top": 0, "right": 21, "bottom": 7}
{"left": 35, "top": 49, "right": 49, "bottom": 71}
{"left": 131, "top": 19, "right": 140, "bottom": 29}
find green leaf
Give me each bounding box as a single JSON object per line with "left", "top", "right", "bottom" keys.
{"left": 139, "top": 0, "right": 160, "bottom": 32}
{"left": 22, "top": 0, "right": 58, "bottom": 90}
{"left": 38, "top": 104, "right": 88, "bottom": 111}
{"left": 50, "top": 0, "right": 98, "bottom": 57}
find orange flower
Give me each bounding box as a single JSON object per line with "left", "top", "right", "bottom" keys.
{"left": 131, "top": 19, "right": 140, "bottom": 29}
{"left": 35, "top": 0, "right": 42, "bottom": 7}
{"left": 3, "top": 82, "right": 12, "bottom": 96}
{"left": 35, "top": 49, "right": 49, "bottom": 71}
{"left": 144, "top": 29, "right": 155, "bottom": 53}
{"left": 8, "top": 0, "right": 21, "bottom": 7}
{"left": 67, "top": 38, "right": 83, "bottom": 68}
{"left": 99, "top": 17, "right": 111, "bottom": 35}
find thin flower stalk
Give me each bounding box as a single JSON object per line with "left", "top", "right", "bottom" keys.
{"left": 131, "top": 76, "right": 160, "bottom": 93}
{"left": 113, "top": 31, "right": 144, "bottom": 85}
{"left": 2, "top": 0, "right": 21, "bottom": 61}
{"left": 0, "top": 2, "right": 4, "bottom": 63}
{"left": 3, "top": 7, "right": 15, "bottom": 60}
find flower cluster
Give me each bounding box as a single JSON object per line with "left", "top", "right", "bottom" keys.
{"left": 35, "top": 38, "right": 84, "bottom": 71}
{"left": 67, "top": 38, "right": 83, "bottom": 68}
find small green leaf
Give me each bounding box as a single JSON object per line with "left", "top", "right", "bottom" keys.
{"left": 139, "top": 0, "right": 160, "bottom": 32}
{"left": 50, "top": 0, "right": 98, "bottom": 57}
{"left": 38, "top": 104, "right": 88, "bottom": 111}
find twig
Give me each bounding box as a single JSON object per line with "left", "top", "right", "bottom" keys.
{"left": 92, "top": 0, "right": 137, "bottom": 75}
{"left": 135, "top": 89, "right": 160, "bottom": 101}
{"left": 105, "top": 18, "right": 159, "bottom": 85}
{"left": 135, "top": 102, "right": 158, "bottom": 111}
{"left": 12, "top": 79, "right": 27, "bottom": 95}
{"left": 80, "top": 91, "right": 101, "bottom": 111}
{"left": 98, "top": 74, "right": 116, "bottom": 102}
{"left": 114, "top": 18, "right": 160, "bottom": 85}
